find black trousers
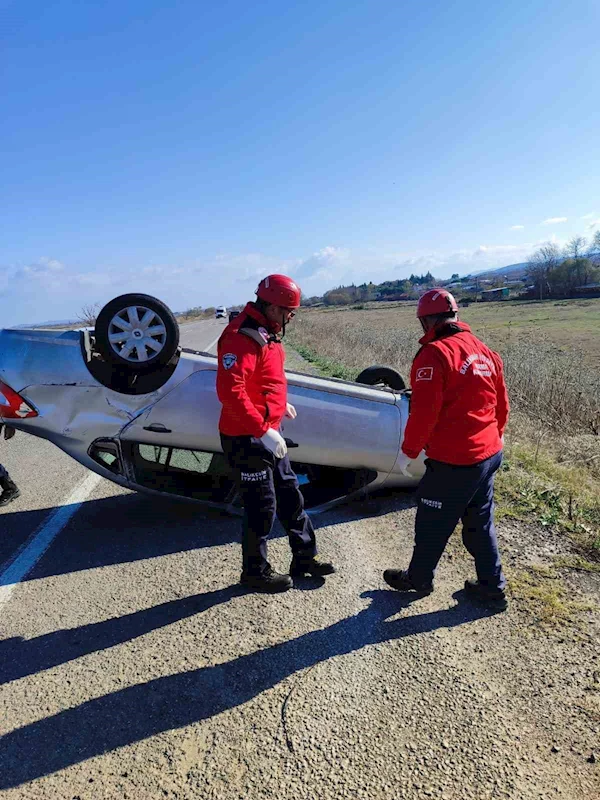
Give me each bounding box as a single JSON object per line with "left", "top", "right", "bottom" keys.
{"left": 408, "top": 450, "right": 506, "bottom": 591}
{"left": 220, "top": 434, "right": 317, "bottom": 576}
{"left": 0, "top": 462, "right": 8, "bottom": 481}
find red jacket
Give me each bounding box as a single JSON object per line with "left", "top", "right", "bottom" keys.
{"left": 216, "top": 303, "right": 287, "bottom": 438}
{"left": 402, "top": 321, "right": 509, "bottom": 465}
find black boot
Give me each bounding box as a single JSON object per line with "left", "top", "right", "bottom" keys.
{"left": 240, "top": 566, "right": 293, "bottom": 593}
{"left": 464, "top": 579, "right": 508, "bottom": 611}
{"left": 383, "top": 569, "right": 434, "bottom": 595}
{"left": 0, "top": 476, "right": 20, "bottom": 507}
{"left": 290, "top": 554, "right": 336, "bottom": 577}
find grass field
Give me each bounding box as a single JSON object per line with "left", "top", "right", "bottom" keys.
{"left": 288, "top": 297, "right": 600, "bottom": 558}
{"left": 298, "top": 296, "right": 600, "bottom": 367}
{"left": 454, "top": 298, "right": 600, "bottom": 369}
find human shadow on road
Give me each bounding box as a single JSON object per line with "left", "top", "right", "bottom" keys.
{"left": 0, "top": 589, "right": 497, "bottom": 789}
{"left": 0, "top": 584, "right": 243, "bottom": 685}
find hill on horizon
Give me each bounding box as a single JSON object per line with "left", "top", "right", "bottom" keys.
{"left": 462, "top": 262, "right": 528, "bottom": 281}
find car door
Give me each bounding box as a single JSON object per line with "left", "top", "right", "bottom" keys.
{"left": 283, "top": 374, "right": 402, "bottom": 474}
{"left": 119, "top": 368, "right": 221, "bottom": 451}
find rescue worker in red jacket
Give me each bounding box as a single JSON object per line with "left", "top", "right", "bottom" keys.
{"left": 217, "top": 274, "right": 335, "bottom": 593}
{"left": 384, "top": 288, "right": 510, "bottom": 611}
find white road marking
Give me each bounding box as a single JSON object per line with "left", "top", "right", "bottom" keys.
{"left": 0, "top": 471, "right": 102, "bottom": 609}
{"left": 204, "top": 333, "right": 222, "bottom": 354}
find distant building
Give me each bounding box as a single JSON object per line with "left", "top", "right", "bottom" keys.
{"left": 481, "top": 287, "right": 509, "bottom": 301}
{"left": 576, "top": 283, "right": 600, "bottom": 297}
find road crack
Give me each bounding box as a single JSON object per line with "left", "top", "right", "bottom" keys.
{"left": 281, "top": 663, "right": 320, "bottom": 754}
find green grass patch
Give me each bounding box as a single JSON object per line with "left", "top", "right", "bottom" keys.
{"left": 496, "top": 443, "right": 600, "bottom": 559}
{"left": 509, "top": 567, "right": 595, "bottom": 628}
{"left": 553, "top": 555, "right": 600, "bottom": 573}
{"left": 287, "top": 342, "right": 359, "bottom": 381}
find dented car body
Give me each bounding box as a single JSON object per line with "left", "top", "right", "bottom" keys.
{"left": 0, "top": 326, "right": 424, "bottom": 513}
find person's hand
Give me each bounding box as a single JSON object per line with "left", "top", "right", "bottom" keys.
{"left": 260, "top": 428, "right": 288, "bottom": 459}
{"left": 396, "top": 451, "right": 414, "bottom": 477}
{"left": 285, "top": 403, "right": 297, "bottom": 419}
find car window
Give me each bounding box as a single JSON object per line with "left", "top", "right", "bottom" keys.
{"left": 123, "top": 442, "right": 237, "bottom": 503}
{"left": 88, "top": 440, "right": 123, "bottom": 474}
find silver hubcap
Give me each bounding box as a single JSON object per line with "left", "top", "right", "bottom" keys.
{"left": 107, "top": 305, "right": 167, "bottom": 363}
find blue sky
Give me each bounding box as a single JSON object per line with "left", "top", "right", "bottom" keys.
{"left": 1, "top": 0, "right": 599, "bottom": 324}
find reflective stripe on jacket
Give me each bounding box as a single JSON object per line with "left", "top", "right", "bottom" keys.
{"left": 402, "top": 321, "right": 509, "bottom": 465}
{"left": 216, "top": 303, "right": 287, "bottom": 438}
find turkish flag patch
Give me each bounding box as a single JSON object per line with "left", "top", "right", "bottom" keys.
{"left": 416, "top": 366, "right": 434, "bottom": 381}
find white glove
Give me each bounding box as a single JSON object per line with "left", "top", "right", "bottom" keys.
{"left": 396, "top": 451, "right": 414, "bottom": 477}
{"left": 285, "top": 402, "right": 297, "bottom": 419}
{"left": 260, "top": 428, "right": 288, "bottom": 459}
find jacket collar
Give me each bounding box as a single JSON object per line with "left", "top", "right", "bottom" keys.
{"left": 243, "top": 302, "right": 280, "bottom": 335}
{"left": 419, "top": 319, "right": 471, "bottom": 345}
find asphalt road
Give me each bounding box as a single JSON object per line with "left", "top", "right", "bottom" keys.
{"left": 1, "top": 317, "right": 599, "bottom": 800}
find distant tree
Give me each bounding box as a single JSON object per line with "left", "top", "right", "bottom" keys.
{"left": 527, "top": 242, "right": 561, "bottom": 300}
{"left": 564, "top": 236, "right": 595, "bottom": 287}
{"left": 564, "top": 236, "right": 587, "bottom": 260}
{"left": 451, "top": 273, "right": 460, "bottom": 281}
{"left": 323, "top": 287, "right": 355, "bottom": 305}
{"left": 587, "top": 230, "right": 600, "bottom": 264}
{"left": 182, "top": 306, "right": 203, "bottom": 319}
{"left": 78, "top": 302, "right": 101, "bottom": 327}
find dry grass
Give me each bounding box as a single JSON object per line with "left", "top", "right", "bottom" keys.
{"left": 288, "top": 299, "right": 600, "bottom": 557}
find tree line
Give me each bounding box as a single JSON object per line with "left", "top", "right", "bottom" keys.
{"left": 303, "top": 272, "right": 438, "bottom": 307}
{"left": 527, "top": 231, "right": 600, "bottom": 300}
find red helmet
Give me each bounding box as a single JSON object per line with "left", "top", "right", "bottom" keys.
{"left": 256, "top": 274, "right": 301, "bottom": 308}
{"left": 417, "top": 288, "right": 459, "bottom": 318}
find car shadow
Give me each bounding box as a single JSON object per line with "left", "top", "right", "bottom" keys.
{"left": 0, "top": 493, "right": 263, "bottom": 583}
{"left": 1, "top": 488, "right": 417, "bottom": 584}
{"left": 0, "top": 588, "right": 498, "bottom": 789}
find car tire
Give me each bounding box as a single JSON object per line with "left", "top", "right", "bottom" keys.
{"left": 94, "top": 293, "right": 180, "bottom": 372}
{"left": 356, "top": 365, "right": 406, "bottom": 391}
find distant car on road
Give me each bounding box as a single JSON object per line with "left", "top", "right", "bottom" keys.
{"left": 228, "top": 310, "right": 240, "bottom": 323}
{"left": 215, "top": 306, "right": 227, "bottom": 319}
{"left": 0, "top": 293, "right": 422, "bottom": 513}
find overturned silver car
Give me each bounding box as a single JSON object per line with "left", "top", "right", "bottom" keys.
{"left": 0, "top": 294, "right": 424, "bottom": 512}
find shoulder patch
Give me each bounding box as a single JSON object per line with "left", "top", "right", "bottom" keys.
{"left": 222, "top": 353, "right": 237, "bottom": 370}
{"left": 416, "top": 366, "right": 434, "bottom": 381}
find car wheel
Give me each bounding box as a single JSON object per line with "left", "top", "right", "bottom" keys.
{"left": 356, "top": 365, "right": 406, "bottom": 391}
{"left": 94, "top": 293, "right": 180, "bottom": 372}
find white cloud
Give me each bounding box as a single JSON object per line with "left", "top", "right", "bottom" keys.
{"left": 541, "top": 217, "right": 567, "bottom": 225}
{"left": 0, "top": 239, "right": 554, "bottom": 327}
{"left": 510, "top": 225, "right": 525, "bottom": 230}
{"left": 587, "top": 218, "right": 600, "bottom": 230}
{"left": 581, "top": 213, "right": 596, "bottom": 220}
